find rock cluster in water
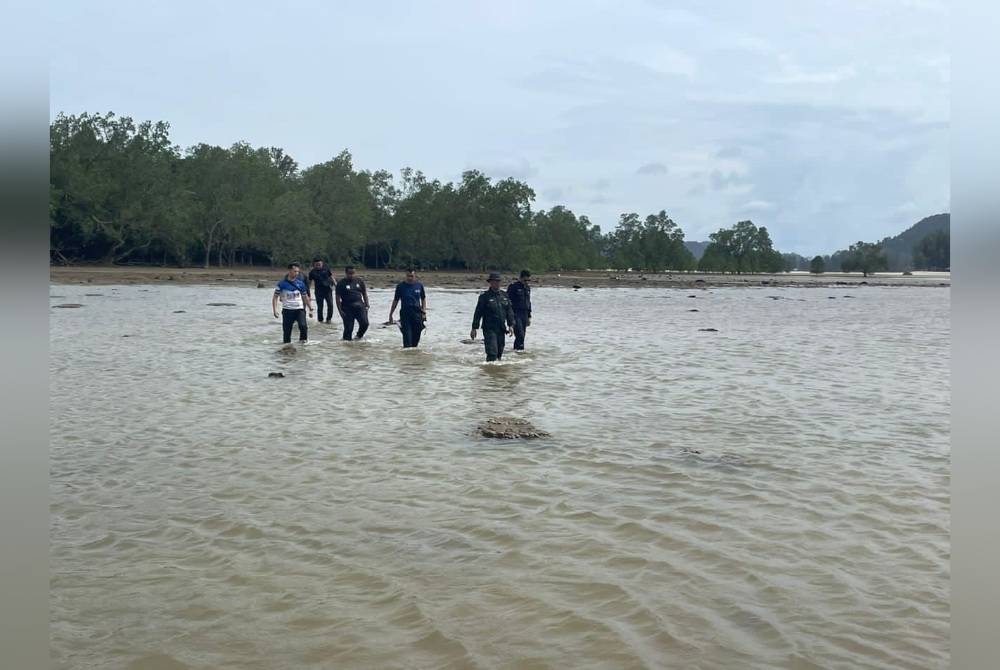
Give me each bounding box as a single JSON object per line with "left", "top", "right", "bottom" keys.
{"left": 477, "top": 416, "right": 550, "bottom": 439}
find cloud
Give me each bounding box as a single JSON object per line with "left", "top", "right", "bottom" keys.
{"left": 741, "top": 199, "right": 775, "bottom": 212}
{"left": 469, "top": 156, "right": 537, "bottom": 180}
{"left": 542, "top": 187, "right": 566, "bottom": 201}
{"left": 765, "top": 63, "right": 857, "bottom": 85}
{"left": 636, "top": 162, "right": 668, "bottom": 175}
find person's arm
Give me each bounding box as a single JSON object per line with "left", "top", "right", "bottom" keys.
{"left": 335, "top": 282, "right": 344, "bottom": 316}
{"left": 303, "top": 291, "right": 313, "bottom": 316}
{"left": 272, "top": 291, "right": 280, "bottom": 318}
{"left": 420, "top": 286, "right": 427, "bottom": 318}
{"left": 388, "top": 295, "right": 400, "bottom": 323}
{"left": 505, "top": 297, "right": 515, "bottom": 335}
{"left": 470, "top": 294, "right": 483, "bottom": 339}
{"left": 362, "top": 281, "right": 370, "bottom": 310}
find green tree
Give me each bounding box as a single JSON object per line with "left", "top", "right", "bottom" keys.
{"left": 913, "top": 230, "right": 949, "bottom": 270}
{"left": 809, "top": 255, "right": 825, "bottom": 274}
{"left": 840, "top": 241, "right": 888, "bottom": 277}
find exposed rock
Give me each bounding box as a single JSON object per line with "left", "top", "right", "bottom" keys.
{"left": 206, "top": 302, "right": 237, "bottom": 306}
{"left": 572, "top": 284, "right": 582, "bottom": 289}
{"left": 268, "top": 372, "right": 285, "bottom": 378}
{"left": 460, "top": 338, "right": 477, "bottom": 344}
{"left": 256, "top": 280, "right": 265, "bottom": 288}
{"left": 698, "top": 328, "right": 719, "bottom": 332}
{"left": 688, "top": 295, "right": 697, "bottom": 298}
{"left": 84, "top": 293, "right": 103, "bottom": 296}
{"left": 53, "top": 303, "right": 84, "bottom": 308}
{"left": 828, "top": 296, "right": 837, "bottom": 299}
{"left": 173, "top": 310, "right": 186, "bottom": 313}
{"left": 693, "top": 279, "right": 705, "bottom": 284}
{"left": 478, "top": 416, "right": 550, "bottom": 439}
{"left": 859, "top": 281, "right": 868, "bottom": 285}
{"left": 688, "top": 309, "right": 699, "bottom": 312}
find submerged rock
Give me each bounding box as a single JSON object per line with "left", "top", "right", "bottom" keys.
{"left": 206, "top": 302, "right": 237, "bottom": 306}
{"left": 53, "top": 303, "right": 84, "bottom": 308}
{"left": 478, "top": 416, "right": 550, "bottom": 439}
{"left": 268, "top": 372, "right": 285, "bottom": 378}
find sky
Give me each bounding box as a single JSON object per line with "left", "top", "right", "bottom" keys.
{"left": 49, "top": 0, "right": 949, "bottom": 256}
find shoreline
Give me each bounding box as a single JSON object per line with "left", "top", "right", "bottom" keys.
{"left": 49, "top": 265, "right": 951, "bottom": 290}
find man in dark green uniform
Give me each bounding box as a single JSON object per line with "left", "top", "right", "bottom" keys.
{"left": 470, "top": 272, "right": 516, "bottom": 362}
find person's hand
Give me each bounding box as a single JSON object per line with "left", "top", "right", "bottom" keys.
{"left": 470, "top": 329, "right": 477, "bottom": 340}
{"left": 388, "top": 316, "right": 395, "bottom": 324}
{"left": 308, "top": 309, "right": 314, "bottom": 319}
{"left": 526, "top": 317, "right": 531, "bottom": 327}
{"left": 338, "top": 310, "right": 345, "bottom": 318}
{"left": 507, "top": 327, "right": 514, "bottom": 336}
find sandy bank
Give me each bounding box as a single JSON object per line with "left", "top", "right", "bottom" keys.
{"left": 50, "top": 265, "right": 950, "bottom": 290}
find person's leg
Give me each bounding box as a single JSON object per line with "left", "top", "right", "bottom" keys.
{"left": 342, "top": 308, "right": 355, "bottom": 340}
{"left": 296, "top": 309, "right": 308, "bottom": 341}
{"left": 496, "top": 329, "right": 506, "bottom": 360}
{"left": 512, "top": 312, "right": 526, "bottom": 350}
{"left": 412, "top": 316, "right": 423, "bottom": 347}
{"left": 281, "top": 310, "right": 294, "bottom": 343}
{"left": 354, "top": 305, "right": 369, "bottom": 339}
{"left": 324, "top": 292, "right": 334, "bottom": 322}
{"left": 484, "top": 329, "right": 499, "bottom": 361}
{"left": 400, "top": 311, "right": 414, "bottom": 347}
{"left": 315, "top": 292, "right": 326, "bottom": 322}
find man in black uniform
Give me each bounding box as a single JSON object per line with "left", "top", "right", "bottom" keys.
{"left": 335, "top": 266, "right": 370, "bottom": 340}
{"left": 307, "top": 257, "right": 335, "bottom": 323}
{"left": 506, "top": 269, "right": 532, "bottom": 351}
{"left": 470, "top": 271, "right": 516, "bottom": 362}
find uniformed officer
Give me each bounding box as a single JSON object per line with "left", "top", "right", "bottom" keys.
{"left": 470, "top": 271, "right": 516, "bottom": 362}
{"left": 335, "top": 266, "right": 370, "bottom": 340}
{"left": 506, "top": 269, "right": 532, "bottom": 351}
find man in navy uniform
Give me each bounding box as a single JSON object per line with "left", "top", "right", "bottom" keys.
{"left": 470, "top": 272, "right": 515, "bottom": 362}
{"left": 506, "top": 269, "right": 532, "bottom": 351}
{"left": 307, "top": 257, "right": 335, "bottom": 324}
{"left": 335, "top": 266, "right": 370, "bottom": 340}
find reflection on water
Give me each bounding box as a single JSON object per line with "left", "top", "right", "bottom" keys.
{"left": 50, "top": 284, "right": 950, "bottom": 669}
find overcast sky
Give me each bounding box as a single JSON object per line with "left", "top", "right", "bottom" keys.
{"left": 49, "top": 0, "right": 949, "bottom": 256}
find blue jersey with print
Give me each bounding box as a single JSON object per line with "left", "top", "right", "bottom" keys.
{"left": 394, "top": 281, "right": 425, "bottom": 309}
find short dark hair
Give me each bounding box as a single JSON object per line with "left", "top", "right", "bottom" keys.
{"left": 520, "top": 269, "right": 531, "bottom": 278}
{"left": 406, "top": 268, "right": 416, "bottom": 274}
{"left": 345, "top": 265, "right": 355, "bottom": 272}
{"left": 288, "top": 262, "right": 300, "bottom": 269}
{"left": 312, "top": 257, "right": 323, "bottom": 263}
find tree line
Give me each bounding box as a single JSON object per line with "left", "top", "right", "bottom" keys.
{"left": 50, "top": 111, "right": 944, "bottom": 275}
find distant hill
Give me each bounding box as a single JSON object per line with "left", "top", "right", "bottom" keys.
{"left": 828, "top": 213, "right": 950, "bottom": 271}
{"left": 684, "top": 240, "right": 710, "bottom": 260}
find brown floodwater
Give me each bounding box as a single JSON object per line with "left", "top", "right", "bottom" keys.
{"left": 50, "top": 284, "right": 950, "bottom": 669}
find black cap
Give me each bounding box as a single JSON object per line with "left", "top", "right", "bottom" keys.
{"left": 520, "top": 269, "right": 531, "bottom": 278}
{"left": 488, "top": 271, "right": 501, "bottom": 281}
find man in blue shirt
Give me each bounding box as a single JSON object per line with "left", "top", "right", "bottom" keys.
{"left": 271, "top": 262, "right": 314, "bottom": 343}
{"left": 388, "top": 268, "right": 427, "bottom": 348}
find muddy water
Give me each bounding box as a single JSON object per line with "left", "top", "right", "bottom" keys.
{"left": 50, "top": 283, "right": 950, "bottom": 669}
